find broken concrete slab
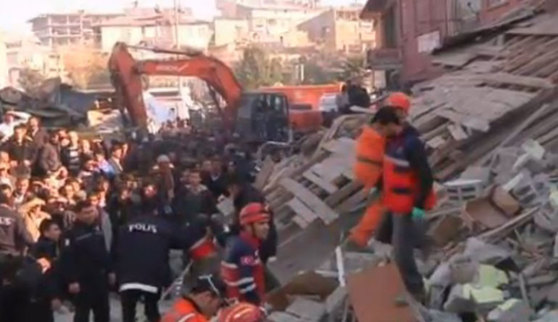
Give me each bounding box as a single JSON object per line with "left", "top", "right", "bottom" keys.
{"left": 424, "top": 309, "right": 462, "bottom": 322}
{"left": 545, "top": 282, "right": 558, "bottom": 303}
{"left": 443, "top": 284, "right": 476, "bottom": 313}
{"left": 286, "top": 298, "right": 327, "bottom": 322}
{"left": 464, "top": 238, "right": 511, "bottom": 265}
{"left": 449, "top": 254, "right": 478, "bottom": 285}
{"left": 428, "top": 215, "right": 463, "bottom": 246}
{"left": 533, "top": 310, "right": 558, "bottom": 322}
{"left": 487, "top": 299, "right": 532, "bottom": 322}
{"left": 463, "top": 284, "right": 505, "bottom": 310}
{"left": 476, "top": 265, "right": 509, "bottom": 288}
{"left": 462, "top": 196, "right": 509, "bottom": 229}
{"left": 429, "top": 262, "right": 452, "bottom": 287}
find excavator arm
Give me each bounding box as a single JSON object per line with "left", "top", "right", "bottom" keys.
{"left": 108, "top": 42, "right": 243, "bottom": 131}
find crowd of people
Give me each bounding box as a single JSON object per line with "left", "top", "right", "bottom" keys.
{"left": 0, "top": 112, "right": 276, "bottom": 322}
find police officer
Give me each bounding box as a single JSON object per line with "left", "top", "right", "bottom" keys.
{"left": 115, "top": 209, "right": 217, "bottom": 322}
{"left": 59, "top": 200, "right": 114, "bottom": 322}
{"left": 161, "top": 274, "right": 226, "bottom": 322}
{"left": 221, "top": 203, "right": 270, "bottom": 306}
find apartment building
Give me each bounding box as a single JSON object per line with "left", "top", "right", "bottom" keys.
{"left": 299, "top": 6, "right": 376, "bottom": 53}
{"left": 28, "top": 12, "right": 121, "bottom": 48}
{"left": 217, "top": 0, "right": 319, "bottom": 17}
{"left": 95, "top": 7, "right": 212, "bottom": 53}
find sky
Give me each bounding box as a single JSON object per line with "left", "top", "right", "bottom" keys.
{"left": 0, "top": 0, "right": 366, "bottom": 33}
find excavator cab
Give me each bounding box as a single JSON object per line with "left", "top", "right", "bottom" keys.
{"left": 235, "top": 92, "right": 291, "bottom": 144}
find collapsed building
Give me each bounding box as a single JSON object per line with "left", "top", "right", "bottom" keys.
{"left": 220, "top": 4, "right": 558, "bottom": 321}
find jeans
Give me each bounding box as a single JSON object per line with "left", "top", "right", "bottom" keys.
{"left": 375, "top": 212, "right": 425, "bottom": 295}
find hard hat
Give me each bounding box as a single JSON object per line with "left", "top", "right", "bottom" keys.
{"left": 239, "top": 203, "right": 270, "bottom": 226}
{"left": 217, "top": 303, "right": 264, "bottom": 322}
{"left": 385, "top": 92, "right": 411, "bottom": 114}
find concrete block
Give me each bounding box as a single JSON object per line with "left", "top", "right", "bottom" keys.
{"left": 286, "top": 298, "right": 327, "bottom": 322}
{"left": 487, "top": 299, "right": 532, "bottom": 322}
{"left": 267, "top": 312, "right": 306, "bottom": 322}
{"left": 443, "top": 285, "right": 476, "bottom": 313}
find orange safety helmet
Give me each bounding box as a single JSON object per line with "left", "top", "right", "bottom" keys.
{"left": 217, "top": 303, "right": 265, "bottom": 322}
{"left": 385, "top": 92, "right": 411, "bottom": 114}
{"left": 239, "top": 203, "right": 270, "bottom": 226}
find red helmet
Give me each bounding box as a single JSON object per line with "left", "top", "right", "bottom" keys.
{"left": 218, "top": 303, "right": 264, "bottom": 322}
{"left": 239, "top": 202, "right": 270, "bottom": 226}
{"left": 385, "top": 92, "right": 411, "bottom": 114}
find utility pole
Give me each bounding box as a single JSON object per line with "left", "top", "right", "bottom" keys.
{"left": 174, "top": 0, "right": 183, "bottom": 104}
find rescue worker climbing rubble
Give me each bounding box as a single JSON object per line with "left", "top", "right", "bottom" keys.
{"left": 221, "top": 202, "right": 270, "bottom": 306}
{"left": 375, "top": 92, "right": 437, "bottom": 303}
{"left": 346, "top": 92, "right": 414, "bottom": 251}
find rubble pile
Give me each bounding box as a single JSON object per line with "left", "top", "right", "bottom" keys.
{"left": 254, "top": 8, "right": 558, "bottom": 322}
{"left": 0, "top": 78, "right": 96, "bottom": 127}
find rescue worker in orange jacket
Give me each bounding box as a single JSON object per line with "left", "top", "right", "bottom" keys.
{"left": 221, "top": 203, "right": 270, "bottom": 305}
{"left": 375, "top": 94, "right": 436, "bottom": 303}
{"left": 216, "top": 302, "right": 265, "bottom": 322}
{"left": 347, "top": 94, "right": 413, "bottom": 250}
{"left": 161, "top": 274, "right": 226, "bottom": 322}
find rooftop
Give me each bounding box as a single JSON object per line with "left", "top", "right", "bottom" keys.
{"left": 28, "top": 12, "right": 121, "bottom": 23}
{"left": 94, "top": 14, "right": 210, "bottom": 28}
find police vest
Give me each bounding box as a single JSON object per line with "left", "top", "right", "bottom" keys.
{"left": 383, "top": 138, "right": 436, "bottom": 214}
{"left": 354, "top": 126, "right": 384, "bottom": 189}
{"left": 161, "top": 298, "right": 208, "bottom": 322}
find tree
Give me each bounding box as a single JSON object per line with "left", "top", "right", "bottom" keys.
{"left": 58, "top": 45, "right": 109, "bottom": 89}
{"left": 234, "top": 46, "right": 283, "bottom": 90}
{"left": 18, "top": 68, "right": 46, "bottom": 94}
{"left": 337, "top": 55, "right": 366, "bottom": 81}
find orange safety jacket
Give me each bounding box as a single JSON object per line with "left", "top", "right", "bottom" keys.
{"left": 354, "top": 126, "right": 385, "bottom": 189}
{"left": 383, "top": 136, "right": 436, "bottom": 214}
{"left": 161, "top": 298, "right": 208, "bottom": 322}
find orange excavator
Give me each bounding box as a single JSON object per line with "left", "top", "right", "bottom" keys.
{"left": 108, "top": 42, "right": 324, "bottom": 143}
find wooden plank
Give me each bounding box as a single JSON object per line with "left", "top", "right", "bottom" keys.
{"left": 280, "top": 178, "right": 338, "bottom": 224}
{"left": 254, "top": 156, "right": 275, "bottom": 190}
{"left": 286, "top": 198, "right": 316, "bottom": 227}
{"left": 302, "top": 170, "right": 338, "bottom": 194}
{"left": 479, "top": 72, "right": 554, "bottom": 89}
{"left": 435, "top": 109, "right": 490, "bottom": 132}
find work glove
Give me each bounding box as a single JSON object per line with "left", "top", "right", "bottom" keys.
{"left": 411, "top": 207, "right": 425, "bottom": 220}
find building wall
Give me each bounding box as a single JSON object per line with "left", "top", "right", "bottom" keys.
{"left": 100, "top": 23, "right": 213, "bottom": 53}
{"left": 480, "top": 0, "right": 526, "bottom": 24}
{"left": 236, "top": 5, "right": 324, "bottom": 43}
{"left": 299, "top": 9, "right": 376, "bottom": 52}
{"left": 0, "top": 36, "right": 7, "bottom": 88}
{"left": 214, "top": 19, "right": 250, "bottom": 46}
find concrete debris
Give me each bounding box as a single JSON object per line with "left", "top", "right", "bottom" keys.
{"left": 487, "top": 299, "right": 532, "bottom": 322}
{"left": 286, "top": 298, "right": 327, "bottom": 322}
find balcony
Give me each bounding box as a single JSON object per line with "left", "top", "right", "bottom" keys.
{"left": 366, "top": 47, "right": 402, "bottom": 70}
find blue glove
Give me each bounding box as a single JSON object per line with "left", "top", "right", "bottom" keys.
{"left": 412, "top": 207, "right": 425, "bottom": 220}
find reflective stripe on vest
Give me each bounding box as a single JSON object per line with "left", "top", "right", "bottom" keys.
{"left": 356, "top": 155, "right": 382, "bottom": 167}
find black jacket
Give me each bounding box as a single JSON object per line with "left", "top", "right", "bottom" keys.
{"left": 59, "top": 221, "right": 111, "bottom": 285}
{"left": 0, "top": 204, "right": 34, "bottom": 255}
{"left": 39, "top": 143, "right": 61, "bottom": 174}
{"left": 172, "top": 185, "right": 217, "bottom": 225}
{"left": 232, "top": 184, "right": 277, "bottom": 263}
{"left": 2, "top": 137, "right": 37, "bottom": 164}
{"left": 30, "top": 236, "right": 61, "bottom": 300}
{"left": 114, "top": 215, "right": 190, "bottom": 291}
{"left": 202, "top": 172, "right": 228, "bottom": 199}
